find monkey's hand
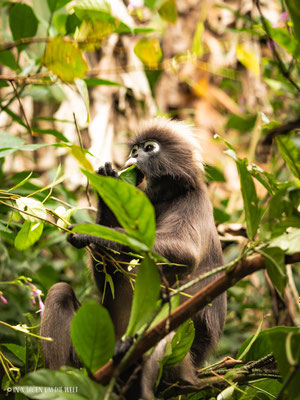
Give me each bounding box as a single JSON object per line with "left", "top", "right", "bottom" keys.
{"left": 97, "top": 162, "right": 119, "bottom": 179}
{"left": 67, "top": 231, "right": 92, "bottom": 249}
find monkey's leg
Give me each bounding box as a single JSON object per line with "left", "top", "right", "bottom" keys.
{"left": 40, "top": 282, "right": 81, "bottom": 369}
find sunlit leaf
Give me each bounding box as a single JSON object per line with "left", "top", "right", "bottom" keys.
{"left": 15, "top": 197, "right": 47, "bottom": 222}
{"left": 236, "top": 44, "right": 260, "bottom": 77}
{"left": 70, "top": 145, "right": 94, "bottom": 171}
{"left": 42, "top": 37, "right": 88, "bottom": 82}
{"left": 265, "top": 20, "right": 300, "bottom": 60}
{"left": 134, "top": 39, "right": 163, "bottom": 67}
{"left": 158, "top": 0, "right": 177, "bottom": 24}
{"left": 14, "top": 221, "right": 44, "bottom": 251}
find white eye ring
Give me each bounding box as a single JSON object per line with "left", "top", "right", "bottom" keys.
{"left": 143, "top": 141, "right": 160, "bottom": 153}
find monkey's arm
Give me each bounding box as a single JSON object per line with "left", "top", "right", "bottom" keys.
{"left": 67, "top": 230, "right": 131, "bottom": 252}
{"left": 96, "top": 162, "right": 120, "bottom": 227}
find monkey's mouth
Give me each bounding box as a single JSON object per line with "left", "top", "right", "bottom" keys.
{"left": 120, "top": 162, "right": 145, "bottom": 186}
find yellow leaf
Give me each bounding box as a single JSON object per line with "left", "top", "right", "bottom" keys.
{"left": 134, "top": 39, "right": 162, "bottom": 67}
{"left": 43, "top": 37, "right": 88, "bottom": 82}
{"left": 236, "top": 44, "right": 260, "bottom": 77}
{"left": 70, "top": 145, "right": 94, "bottom": 172}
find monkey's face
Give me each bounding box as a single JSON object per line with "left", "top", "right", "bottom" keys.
{"left": 124, "top": 140, "right": 161, "bottom": 186}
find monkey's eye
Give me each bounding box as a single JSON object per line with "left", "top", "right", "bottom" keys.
{"left": 143, "top": 141, "right": 160, "bottom": 153}
{"left": 130, "top": 145, "right": 139, "bottom": 156}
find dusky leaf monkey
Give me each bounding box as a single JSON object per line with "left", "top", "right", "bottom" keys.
{"left": 40, "top": 118, "right": 226, "bottom": 398}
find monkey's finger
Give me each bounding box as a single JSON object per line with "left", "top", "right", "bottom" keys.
{"left": 104, "top": 162, "right": 118, "bottom": 178}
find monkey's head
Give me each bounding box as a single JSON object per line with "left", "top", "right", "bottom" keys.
{"left": 124, "top": 118, "right": 203, "bottom": 190}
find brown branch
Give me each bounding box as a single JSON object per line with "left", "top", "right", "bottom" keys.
{"left": 256, "top": 117, "right": 300, "bottom": 162}
{"left": 93, "top": 251, "right": 300, "bottom": 385}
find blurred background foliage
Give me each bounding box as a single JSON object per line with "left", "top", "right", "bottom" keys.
{"left": 0, "top": 0, "right": 300, "bottom": 398}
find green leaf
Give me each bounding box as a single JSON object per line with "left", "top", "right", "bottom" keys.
{"left": 276, "top": 136, "right": 300, "bottom": 179}
{"left": 14, "top": 221, "right": 44, "bottom": 251}
{"left": 238, "top": 318, "right": 264, "bottom": 360}
{"left": 84, "top": 77, "right": 123, "bottom": 87}
{"left": 119, "top": 165, "right": 137, "bottom": 186}
{"left": 65, "top": 13, "right": 81, "bottom": 34}
{"left": 71, "top": 302, "right": 115, "bottom": 373}
{"left": 34, "top": 128, "right": 69, "bottom": 143}
{"left": 0, "top": 133, "right": 52, "bottom": 157}
{"left": 164, "top": 320, "right": 195, "bottom": 367}
{"left": 9, "top": 3, "right": 38, "bottom": 51}
{"left": 261, "top": 247, "right": 287, "bottom": 297}
{"left": 0, "top": 50, "right": 19, "bottom": 70}
{"left": 72, "top": 0, "right": 111, "bottom": 19}
{"left": 158, "top": 0, "right": 177, "bottom": 24}
{"left": 285, "top": 0, "right": 300, "bottom": 42}
{"left": 82, "top": 170, "right": 156, "bottom": 249}
{"left": 226, "top": 113, "right": 257, "bottom": 133}
{"left": 42, "top": 37, "right": 88, "bottom": 83}
{"left": 237, "top": 329, "right": 272, "bottom": 362}
{"left": 2, "top": 343, "right": 26, "bottom": 363}
{"left": 72, "top": 223, "right": 149, "bottom": 252}
{"left": 134, "top": 39, "right": 163, "bottom": 67}
{"left": 270, "top": 229, "right": 300, "bottom": 255}
{"left": 20, "top": 368, "right": 109, "bottom": 399}
{"left": 234, "top": 157, "right": 260, "bottom": 240}
{"left": 125, "top": 254, "right": 161, "bottom": 337}
{"left": 15, "top": 197, "right": 47, "bottom": 222}
{"left": 204, "top": 164, "right": 226, "bottom": 182}
{"left": 47, "top": 0, "right": 72, "bottom": 12}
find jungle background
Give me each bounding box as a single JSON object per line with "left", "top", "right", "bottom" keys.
{"left": 0, "top": 0, "right": 300, "bottom": 399}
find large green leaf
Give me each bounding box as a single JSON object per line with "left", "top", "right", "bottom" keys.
{"left": 82, "top": 170, "right": 156, "bottom": 249}
{"left": 20, "top": 368, "right": 110, "bottom": 399}
{"left": 9, "top": 3, "right": 38, "bottom": 51}
{"left": 72, "top": 223, "right": 149, "bottom": 252}
{"left": 125, "top": 254, "right": 161, "bottom": 337}
{"left": 71, "top": 302, "right": 115, "bottom": 373}
{"left": 42, "top": 37, "right": 88, "bottom": 83}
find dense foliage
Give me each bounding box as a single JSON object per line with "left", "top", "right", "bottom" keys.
{"left": 0, "top": 0, "right": 299, "bottom": 399}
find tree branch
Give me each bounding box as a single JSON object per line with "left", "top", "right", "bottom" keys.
{"left": 93, "top": 251, "right": 300, "bottom": 385}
